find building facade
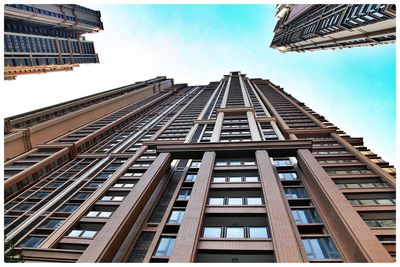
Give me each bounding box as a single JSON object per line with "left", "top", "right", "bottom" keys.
{"left": 4, "top": 73, "right": 396, "bottom": 262}
{"left": 4, "top": 4, "right": 103, "bottom": 80}
{"left": 270, "top": 4, "right": 396, "bottom": 52}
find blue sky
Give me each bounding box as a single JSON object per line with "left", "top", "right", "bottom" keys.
{"left": 3, "top": 4, "right": 396, "bottom": 164}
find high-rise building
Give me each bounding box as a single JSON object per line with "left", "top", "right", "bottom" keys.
{"left": 4, "top": 4, "right": 103, "bottom": 80}
{"left": 4, "top": 72, "right": 395, "bottom": 262}
{"left": 270, "top": 4, "right": 396, "bottom": 53}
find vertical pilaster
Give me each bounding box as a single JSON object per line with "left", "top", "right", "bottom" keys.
{"left": 247, "top": 111, "right": 262, "bottom": 141}
{"left": 255, "top": 150, "right": 305, "bottom": 262}
{"left": 169, "top": 152, "right": 215, "bottom": 262}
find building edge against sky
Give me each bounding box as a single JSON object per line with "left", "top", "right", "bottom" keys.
{"left": 4, "top": 4, "right": 103, "bottom": 80}
{"left": 270, "top": 4, "right": 396, "bottom": 52}
{"left": 3, "top": 72, "right": 395, "bottom": 262}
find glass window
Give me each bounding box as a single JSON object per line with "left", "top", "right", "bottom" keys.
{"left": 230, "top": 161, "right": 241, "bottom": 166}
{"left": 203, "top": 227, "right": 222, "bottom": 238}
{"left": 278, "top": 172, "right": 298, "bottom": 181}
{"left": 190, "top": 161, "right": 201, "bottom": 168}
{"left": 98, "top": 211, "right": 112, "bottom": 218}
{"left": 249, "top": 227, "right": 269, "bottom": 238}
{"left": 228, "top": 176, "right": 242, "bottom": 182}
{"left": 284, "top": 187, "right": 308, "bottom": 199}
{"left": 154, "top": 237, "right": 176, "bottom": 257}
{"left": 227, "top": 197, "right": 243, "bottom": 205}
{"left": 215, "top": 161, "right": 228, "bottom": 166}
{"left": 209, "top": 197, "right": 224, "bottom": 205}
{"left": 47, "top": 182, "right": 63, "bottom": 188}
{"left": 81, "top": 230, "right": 97, "bottom": 238}
{"left": 212, "top": 177, "right": 226, "bottom": 183}
{"left": 87, "top": 211, "right": 99, "bottom": 217}
{"left": 245, "top": 176, "right": 259, "bottom": 182}
{"left": 86, "top": 182, "right": 102, "bottom": 188}
{"left": 39, "top": 219, "right": 64, "bottom": 230}
{"left": 376, "top": 199, "right": 395, "bottom": 205}
{"left": 72, "top": 192, "right": 91, "bottom": 200}
{"left": 15, "top": 203, "right": 34, "bottom": 211}
{"left": 68, "top": 230, "right": 82, "bottom": 237}
{"left": 273, "top": 159, "right": 292, "bottom": 166}
{"left": 292, "top": 209, "right": 321, "bottom": 224}
{"left": 226, "top": 227, "right": 245, "bottom": 238}
{"left": 185, "top": 174, "right": 197, "bottom": 182}
{"left": 302, "top": 238, "right": 340, "bottom": 259}
{"left": 18, "top": 236, "right": 45, "bottom": 248}
{"left": 247, "top": 197, "right": 263, "bottom": 205}
{"left": 177, "top": 189, "right": 191, "bottom": 200}
{"left": 58, "top": 204, "right": 79, "bottom": 213}
{"left": 168, "top": 210, "right": 185, "bottom": 224}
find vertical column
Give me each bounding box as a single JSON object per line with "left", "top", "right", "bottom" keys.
{"left": 210, "top": 113, "right": 223, "bottom": 142}
{"left": 255, "top": 150, "right": 305, "bottom": 262}
{"left": 169, "top": 152, "right": 215, "bottom": 262}
{"left": 297, "top": 149, "right": 394, "bottom": 262}
{"left": 247, "top": 111, "right": 262, "bottom": 141}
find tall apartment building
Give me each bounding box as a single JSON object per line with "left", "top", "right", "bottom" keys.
{"left": 4, "top": 4, "right": 103, "bottom": 80}
{"left": 270, "top": 4, "right": 396, "bottom": 52}
{"left": 4, "top": 73, "right": 395, "bottom": 262}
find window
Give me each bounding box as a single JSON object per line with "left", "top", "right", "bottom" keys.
{"left": 212, "top": 176, "right": 226, "bottom": 183}
{"left": 58, "top": 204, "right": 79, "bottom": 213}
{"left": 101, "top": 196, "right": 124, "bottom": 201}
{"left": 113, "top": 183, "right": 135, "bottom": 188}
{"left": 228, "top": 176, "right": 242, "bottom": 182}
{"left": 4, "top": 216, "right": 16, "bottom": 226}
{"left": 302, "top": 238, "right": 340, "bottom": 259}
{"left": 168, "top": 210, "right": 185, "bottom": 224}
{"left": 203, "top": 227, "right": 222, "bottom": 238}
{"left": 86, "top": 182, "right": 103, "bottom": 188}
{"left": 95, "top": 173, "right": 112, "bottom": 180}
{"left": 86, "top": 211, "right": 112, "bottom": 218}
{"left": 247, "top": 197, "right": 263, "bottom": 205}
{"left": 185, "top": 174, "right": 197, "bottom": 182}
{"left": 215, "top": 161, "right": 228, "bottom": 166}
{"left": 349, "top": 198, "right": 395, "bottom": 206}
{"left": 227, "top": 197, "right": 243, "bottom": 205}
{"left": 154, "top": 237, "right": 176, "bottom": 257}
{"left": 226, "top": 227, "right": 245, "bottom": 238}
{"left": 245, "top": 176, "right": 259, "bottom": 182}
{"left": 31, "top": 191, "right": 50, "bottom": 198}
{"left": 190, "top": 161, "right": 201, "bottom": 168}
{"left": 278, "top": 172, "right": 298, "bottom": 181}
{"left": 68, "top": 229, "right": 97, "bottom": 238}
{"left": 177, "top": 189, "right": 191, "bottom": 201}
{"left": 39, "top": 219, "right": 64, "bottom": 230}
{"left": 72, "top": 192, "right": 91, "bottom": 200}
{"left": 249, "top": 227, "right": 269, "bottom": 238}
{"left": 14, "top": 203, "right": 34, "bottom": 211}
{"left": 47, "top": 182, "right": 63, "bottom": 188}
{"left": 18, "top": 236, "right": 45, "bottom": 248}
{"left": 364, "top": 219, "right": 395, "bottom": 228}
{"left": 292, "top": 209, "right": 321, "bottom": 224}
{"left": 285, "top": 187, "right": 308, "bottom": 199}
{"left": 209, "top": 197, "right": 224, "bottom": 205}
{"left": 273, "top": 159, "right": 292, "bottom": 167}
{"left": 203, "top": 226, "right": 270, "bottom": 239}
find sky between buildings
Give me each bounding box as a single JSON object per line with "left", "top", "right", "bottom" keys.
{"left": 2, "top": 4, "right": 396, "bottom": 165}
